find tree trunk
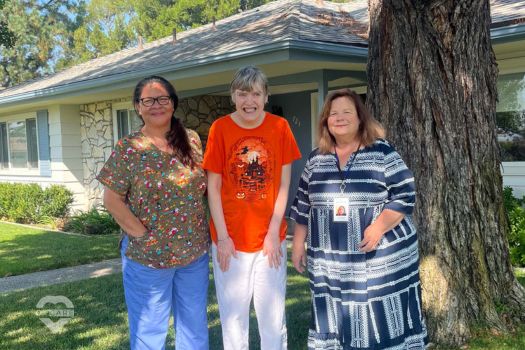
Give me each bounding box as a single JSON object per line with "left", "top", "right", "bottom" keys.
{"left": 366, "top": 0, "right": 525, "bottom": 346}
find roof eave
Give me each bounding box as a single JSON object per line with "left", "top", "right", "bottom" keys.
{"left": 491, "top": 22, "right": 525, "bottom": 44}
{"left": 0, "top": 39, "right": 367, "bottom": 108}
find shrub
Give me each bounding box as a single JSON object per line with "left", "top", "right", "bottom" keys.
{"left": 503, "top": 186, "right": 524, "bottom": 212}
{"left": 504, "top": 187, "right": 525, "bottom": 267}
{"left": 509, "top": 206, "right": 525, "bottom": 266}
{"left": 63, "top": 207, "right": 120, "bottom": 235}
{"left": 500, "top": 140, "right": 525, "bottom": 162}
{"left": 0, "top": 183, "right": 42, "bottom": 223}
{"left": 0, "top": 183, "right": 14, "bottom": 218}
{"left": 0, "top": 183, "right": 73, "bottom": 224}
{"left": 41, "top": 185, "right": 74, "bottom": 218}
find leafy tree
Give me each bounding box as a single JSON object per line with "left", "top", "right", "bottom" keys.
{"left": 64, "top": 0, "right": 135, "bottom": 66}
{"left": 0, "top": 0, "right": 272, "bottom": 86}
{"left": 0, "top": 0, "right": 84, "bottom": 88}
{"left": 67, "top": 0, "right": 272, "bottom": 67}
{"left": 240, "top": 0, "right": 272, "bottom": 11}
{"left": 367, "top": 0, "right": 525, "bottom": 346}
{"left": 0, "top": 0, "right": 14, "bottom": 48}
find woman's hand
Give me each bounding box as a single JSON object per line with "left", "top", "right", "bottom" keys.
{"left": 359, "top": 224, "right": 384, "bottom": 252}
{"left": 263, "top": 164, "right": 290, "bottom": 269}
{"left": 292, "top": 224, "right": 307, "bottom": 273}
{"left": 292, "top": 238, "right": 306, "bottom": 273}
{"left": 207, "top": 171, "right": 238, "bottom": 271}
{"left": 263, "top": 229, "right": 283, "bottom": 269}
{"left": 130, "top": 230, "right": 147, "bottom": 239}
{"left": 359, "top": 209, "right": 405, "bottom": 252}
{"left": 216, "top": 236, "right": 237, "bottom": 272}
{"left": 103, "top": 188, "right": 147, "bottom": 237}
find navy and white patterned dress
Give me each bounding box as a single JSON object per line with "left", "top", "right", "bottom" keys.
{"left": 290, "top": 139, "right": 427, "bottom": 350}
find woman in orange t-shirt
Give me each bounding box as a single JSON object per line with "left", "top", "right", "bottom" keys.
{"left": 203, "top": 66, "right": 301, "bottom": 350}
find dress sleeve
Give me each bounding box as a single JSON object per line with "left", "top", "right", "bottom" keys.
{"left": 202, "top": 121, "right": 225, "bottom": 174}
{"left": 280, "top": 119, "right": 301, "bottom": 165}
{"left": 96, "top": 139, "right": 132, "bottom": 196}
{"left": 382, "top": 143, "right": 416, "bottom": 215}
{"left": 289, "top": 151, "right": 314, "bottom": 225}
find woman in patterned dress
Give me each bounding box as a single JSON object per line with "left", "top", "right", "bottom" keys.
{"left": 290, "top": 89, "right": 427, "bottom": 349}
{"left": 97, "top": 76, "right": 210, "bottom": 350}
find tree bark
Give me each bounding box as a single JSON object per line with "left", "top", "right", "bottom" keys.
{"left": 366, "top": 0, "right": 525, "bottom": 346}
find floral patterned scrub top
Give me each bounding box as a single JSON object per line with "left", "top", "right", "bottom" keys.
{"left": 97, "top": 129, "right": 210, "bottom": 268}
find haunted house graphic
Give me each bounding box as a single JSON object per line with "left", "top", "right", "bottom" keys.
{"left": 229, "top": 136, "right": 273, "bottom": 201}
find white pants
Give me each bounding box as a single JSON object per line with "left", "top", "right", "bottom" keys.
{"left": 212, "top": 241, "right": 288, "bottom": 350}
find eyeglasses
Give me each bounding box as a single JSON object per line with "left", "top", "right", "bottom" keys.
{"left": 139, "top": 96, "right": 171, "bottom": 107}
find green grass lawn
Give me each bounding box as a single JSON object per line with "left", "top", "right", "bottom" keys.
{"left": 0, "top": 262, "right": 310, "bottom": 350}
{"left": 0, "top": 265, "right": 524, "bottom": 350}
{"left": 0, "top": 222, "right": 120, "bottom": 277}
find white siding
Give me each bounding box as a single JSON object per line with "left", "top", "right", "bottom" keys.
{"left": 502, "top": 161, "right": 525, "bottom": 198}
{"left": 51, "top": 105, "right": 84, "bottom": 210}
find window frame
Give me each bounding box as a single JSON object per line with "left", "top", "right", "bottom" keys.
{"left": 0, "top": 112, "right": 40, "bottom": 175}
{"left": 112, "top": 102, "right": 142, "bottom": 143}
{"left": 496, "top": 72, "right": 525, "bottom": 163}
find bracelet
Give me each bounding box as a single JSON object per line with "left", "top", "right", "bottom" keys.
{"left": 130, "top": 230, "right": 148, "bottom": 240}
{"left": 217, "top": 237, "right": 230, "bottom": 242}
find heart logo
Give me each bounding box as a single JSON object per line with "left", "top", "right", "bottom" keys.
{"left": 36, "top": 295, "right": 74, "bottom": 333}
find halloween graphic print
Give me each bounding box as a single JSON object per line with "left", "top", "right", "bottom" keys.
{"left": 228, "top": 136, "right": 273, "bottom": 201}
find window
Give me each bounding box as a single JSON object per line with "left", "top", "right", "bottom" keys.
{"left": 0, "top": 123, "right": 8, "bottom": 169}
{"left": 0, "top": 118, "right": 39, "bottom": 169}
{"left": 497, "top": 73, "right": 525, "bottom": 161}
{"left": 116, "top": 109, "right": 142, "bottom": 140}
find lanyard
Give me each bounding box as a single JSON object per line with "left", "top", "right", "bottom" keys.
{"left": 334, "top": 143, "right": 361, "bottom": 194}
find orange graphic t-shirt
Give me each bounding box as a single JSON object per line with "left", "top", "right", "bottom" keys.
{"left": 202, "top": 113, "right": 301, "bottom": 252}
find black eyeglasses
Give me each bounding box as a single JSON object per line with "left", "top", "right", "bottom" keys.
{"left": 139, "top": 96, "right": 171, "bottom": 107}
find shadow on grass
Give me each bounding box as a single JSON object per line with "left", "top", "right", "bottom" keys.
{"left": 0, "top": 228, "right": 119, "bottom": 277}
{"left": 0, "top": 258, "right": 312, "bottom": 350}
{"left": 0, "top": 274, "right": 129, "bottom": 350}
{"left": 1, "top": 253, "right": 524, "bottom": 349}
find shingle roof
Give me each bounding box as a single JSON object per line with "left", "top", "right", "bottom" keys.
{"left": 0, "top": 0, "right": 523, "bottom": 101}
{"left": 491, "top": 0, "right": 525, "bottom": 27}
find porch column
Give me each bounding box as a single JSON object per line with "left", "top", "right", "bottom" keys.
{"left": 311, "top": 70, "right": 328, "bottom": 147}
{"left": 317, "top": 70, "right": 328, "bottom": 115}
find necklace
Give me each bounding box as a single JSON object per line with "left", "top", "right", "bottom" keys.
{"left": 334, "top": 142, "right": 361, "bottom": 193}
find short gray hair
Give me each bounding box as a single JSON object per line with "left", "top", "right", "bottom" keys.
{"left": 230, "top": 66, "right": 269, "bottom": 96}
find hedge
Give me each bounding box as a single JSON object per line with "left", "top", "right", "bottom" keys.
{"left": 0, "top": 183, "right": 73, "bottom": 224}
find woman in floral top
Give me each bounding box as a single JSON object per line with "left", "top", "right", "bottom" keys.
{"left": 97, "top": 76, "right": 210, "bottom": 350}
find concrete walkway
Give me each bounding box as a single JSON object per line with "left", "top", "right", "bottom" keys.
{"left": 0, "top": 259, "right": 122, "bottom": 294}
{"left": 1, "top": 256, "right": 523, "bottom": 295}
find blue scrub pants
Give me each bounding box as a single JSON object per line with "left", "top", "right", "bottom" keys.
{"left": 121, "top": 236, "right": 209, "bottom": 350}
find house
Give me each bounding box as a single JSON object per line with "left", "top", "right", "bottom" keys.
{"left": 0, "top": 0, "right": 524, "bottom": 212}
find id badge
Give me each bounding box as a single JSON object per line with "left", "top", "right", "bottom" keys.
{"left": 333, "top": 197, "right": 349, "bottom": 222}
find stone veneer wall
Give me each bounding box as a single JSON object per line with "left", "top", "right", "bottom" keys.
{"left": 80, "top": 95, "right": 233, "bottom": 208}
{"left": 176, "top": 95, "right": 233, "bottom": 148}
{"left": 80, "top": 100, "right": 122, "bottom": 208}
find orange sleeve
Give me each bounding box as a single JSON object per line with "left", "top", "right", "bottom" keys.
{"left": 280, "top": 119, "right": 302, "bottom": 165}
{"left": 202, "top": 119, "right": 225, "bottom": 174}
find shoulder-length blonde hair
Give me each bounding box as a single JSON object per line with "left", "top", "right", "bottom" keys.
{"left": 317, "top": 89, "right": 385, "bottom": 153}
